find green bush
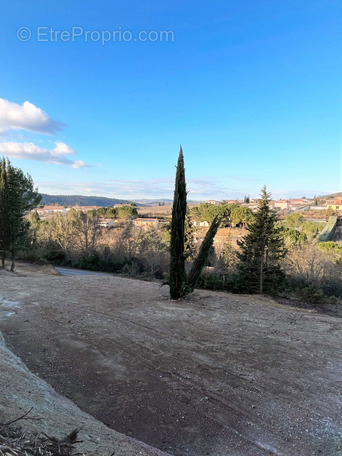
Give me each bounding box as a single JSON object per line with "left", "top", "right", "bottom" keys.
{"left": 196, "top": 271, "right": 242, "bottom": 293}
{"left": 44, "top": 249, "right": 67, "bottom": 264}
{"left": 18, "top": 252, "right": 48, "bottom": 264}
{"left": 296, "top": 285, "right": 326, "bottom": 304}
{"left": 197, "top": 272, "right": 227, "bottom": 291}
{"left": 121, "top": 258, "right": 145, "bottom": 276}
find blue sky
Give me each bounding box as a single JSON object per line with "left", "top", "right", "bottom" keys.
{"left": 0, "top": 0, "right": 341, "bottom": 200}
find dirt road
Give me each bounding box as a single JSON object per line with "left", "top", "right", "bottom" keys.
{"left": 0, "top": 265, "right": 342, "bottom": 455}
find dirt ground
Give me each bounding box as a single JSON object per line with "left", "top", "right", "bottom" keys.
{"left": 0, "top": 330, "right": 170, "bottom": 456}
{"left": 1, "top": 263, "right": 342, "bottom": 456}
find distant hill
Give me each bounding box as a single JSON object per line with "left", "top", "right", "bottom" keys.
{"left": 40, "top": 194, "right": 201, "bottom": 208}
{"left": 40, "top": 194, "right": 138, "bottom": 207}
{"left": 323, "top": 192, "right": 342, "bottom": 200}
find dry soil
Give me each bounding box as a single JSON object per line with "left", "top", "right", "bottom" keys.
{"left": 0, "top": 262, "right": 342, "bottom": 456}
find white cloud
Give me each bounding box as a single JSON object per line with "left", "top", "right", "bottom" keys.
{"left": 0, "top": 98, "right": 63, "bottom": 135}
{"left": 0, "top": 141, "right": 89, "bottom": 168}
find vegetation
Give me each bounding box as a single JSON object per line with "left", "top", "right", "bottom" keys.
{"left": 190, "top": 202, "right": 252, "bottom": 228}
{"left": 0, "top": 158, "right": 41, "bottom": 270}
{"left": 190, "top": 203, "right": 230, "bottom": 226}
{"left": 184, "top": 208, "right": 196, "bottom": 261}
{"left": 169, "top": 147, "right": 188, "bottom": 299}
{"left": 229, "top": 205, "right": 253, "bottom": 227}
{"left": 1, "top": 155, "right": 341, "bottom": 306}
{"left": 94, "top": 205, "right": 137, "bottom": 219}
{"left": 40, "top": 194, "right": 135, "bottom": 207}
{"left": 169, "top": 148, "right": 226, "bottom": 299}
{"left": 186, "top": 216, "right": 221, "bottom": 293}
{"left": 236, "top": 186, "right": 286, "bottom": 294}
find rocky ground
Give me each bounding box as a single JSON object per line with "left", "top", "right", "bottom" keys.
{"left": 0, "top": 262, "right": 342, "bottom": 455}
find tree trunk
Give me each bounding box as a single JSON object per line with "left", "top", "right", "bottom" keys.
{"left": 259, "top": 245, "right": 265, "bottom": 294}
{"left": 10, "top": 248, "right": 15, "bottom": 272}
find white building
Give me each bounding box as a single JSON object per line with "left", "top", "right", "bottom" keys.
{"left": 97, "top": 219, "right": 115, "bottom": 228}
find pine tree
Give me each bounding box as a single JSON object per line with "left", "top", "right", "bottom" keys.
{"left": 0, "top": 158, "right": 41, "bottom": 270}
{"left": 0, "top": 158, "right": 10, "bottom": 267}
{"left": 169, "top": 147, "right": 187, "bottom": 299}
{"left": 237, "top": 186, "right": 285, "bottom": 294}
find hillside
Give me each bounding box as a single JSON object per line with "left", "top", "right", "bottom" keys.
{"left": 40, "top": 194, "right": 137, "bottom": 207}
{"left": 324, "top": 192, "right": 342, "bottom": 200}
{"left": 40, "top": 195, "right": 202, "bottom": 208}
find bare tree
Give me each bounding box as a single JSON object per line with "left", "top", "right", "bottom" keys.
{"left": 284, "top": 244, "right": 333, "bottom": 287}
{"left": 72, "top": 211, "right": 100, "bottom": 259}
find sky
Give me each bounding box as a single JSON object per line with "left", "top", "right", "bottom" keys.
{"left": 0, "top": 0, "right": 341, "bottom": 201}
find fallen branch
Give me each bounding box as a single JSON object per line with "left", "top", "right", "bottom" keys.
{"left": 0, "top": 416, "right": 83, "bottom": 456}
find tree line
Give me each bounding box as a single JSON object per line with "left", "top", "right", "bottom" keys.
{"left": 1, "top": 153, "right": 341, "bottom": 305}
{"left": 169, "top": 149, "right": 286, "bottom": 297}
{"left": 168, "top": 149, "right": 341, "bottom": 302}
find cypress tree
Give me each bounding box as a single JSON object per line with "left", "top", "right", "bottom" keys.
{"left": 237, "top": 186, "right": 285, "bottom": 294}
{"left": 169, "top": 148, "right": 226, "bottom": 298}
{"left": 184, "top": 207, "right": 196, "bottom": 261}
{"left": 169, "top": 147, "right": 187, "bottom": 299}
{"left": 186, "top": 215, "right": 221, "bottom": 293}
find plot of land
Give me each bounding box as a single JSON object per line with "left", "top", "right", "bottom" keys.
{"left": 0, "top": 264, "right": 342, "bottom": 456}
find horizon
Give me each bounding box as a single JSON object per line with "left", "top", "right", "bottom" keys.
{"left": 0, "top": 1, "right": 341, "bottom": 200}
{"left": 39, "top": 191, "right": 337, "bottom": 204}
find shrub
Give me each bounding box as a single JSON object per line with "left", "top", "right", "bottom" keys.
{"left": 296, "top": 285, "right": 326, "bottom": 304}
{"left": 44, "top": 249, "right": 67, "bottom": 264}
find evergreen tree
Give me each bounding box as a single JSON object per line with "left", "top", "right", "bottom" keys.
{"left": 169, "top": 148, "right": 226, "bottom": 298}
{"left": 0, "top": 158, "right": 41, "bottom": 270}
{"left": 237, "top": 186, "right": 285, "bottom": 294}
{"left": 186, "top": 216, "right": 221, "bottom": 293}
{"left": 0, "top": 158, "right": 10, "bottom": 267}
{"left": 184, "top": 207, "right": 196, "bottom": 261}
{"left": 169, "top": 147, "right": 187, "bottom": 299}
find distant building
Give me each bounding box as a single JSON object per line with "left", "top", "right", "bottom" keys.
{"left": 223, "top": 200, "right": 238, "bottom": 205}
{"left": 97, "top": 219, "right": 116, "bottom": 228}
{"left": 288, "top": 199, "right": 310, "bottom": 205}
{"left": 192, "top": 220, "right": 210, "bottom": 227}
{"left": 274, "top": 200, "right": 290, "bottom": 211}
{"left": 247, "top": 204, "right": 259, "bottom": 212}
{"left": 206, "top": 200, "right": 220, "bottom": 205}
{"left": 35, "top": 206, "right": 69, "bottom": 216}
{"left": 134, "top": 218, "right": 159, "bottom": 228}
{"left": 72, "top": 206, "right": 99, "bottom": 212}
{"left": 326, "top": 198, "right": 342, "bottom": 210}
